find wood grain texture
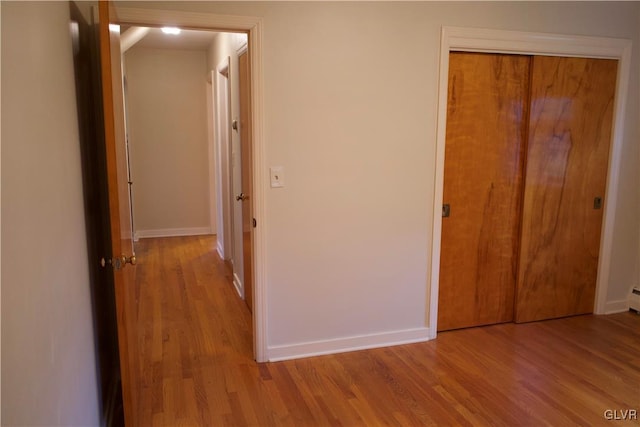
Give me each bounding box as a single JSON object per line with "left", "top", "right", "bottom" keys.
{"left": 439, "top": 52, "right": 530, "bottom": 331}
{"left": 132, "top": 236, "right": 640, "bottom": 425}
{"left": 239, "top": 50, "right": 254, "bottom": 314}
{"left": 515, "top": 56, "right": 617, "bottom": 323}
{"left": 99, "top": 2, "right": 139, "bottom": 424}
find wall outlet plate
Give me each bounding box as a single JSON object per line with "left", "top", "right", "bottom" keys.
{"left": 270, "top": 166, "right": 284, "bottom": 188}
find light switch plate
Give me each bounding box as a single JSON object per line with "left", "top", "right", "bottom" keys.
{"left": 270, "top": 166, "right": 284, "bottom": 188}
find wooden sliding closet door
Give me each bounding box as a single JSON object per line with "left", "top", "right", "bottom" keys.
{"left": 515, "top": 56, "right": 617, "bottom": 323}
{"left": 438, "top": 53, "right": 530, "bottom": 331}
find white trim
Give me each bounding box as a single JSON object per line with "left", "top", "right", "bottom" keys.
{"left": 267, "top": 327, "right": 431, "bottom": 362}
{"left": 629, "top": 287, "right": 640, "bottom": 312}
{"left": 114, "top": 6, "right": 267, "bottom": 362}
{"left": 250, "top": 18, "right": 268, "bottom": 363}
{"left": 217, "top": 60, "right": 229, "bottom": 76}
{"left": 237, "top": 42, "right": 248, "bottom": 56}
{"left": 429, "top": 26, "right": 632, "bottom": 336}
{"left": 216, "top": 239, "right": 224, "bottom": 260}
{"left": 215, "top": 58, "right": 233, "bottom": 262}
{"left": 603, "top": 299, "right": 630, "bottom": 314}
{"left": 206, "top": 76, "right": 217, "bottom": 238}
{"left": 134, "top": 227, "right": 213, "bottom": 240}
{"left": 232, "top": 272, "right": 243, "bottom": 299}
{"left": 446, "top": 27, "right": 632, "bottom": 59}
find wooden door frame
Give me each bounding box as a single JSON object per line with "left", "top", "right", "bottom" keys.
{"left": 429, "top": 26, "right": 632, "bottom": 338}
{"left": 113, "top": 7, "right": 267, "bottom": 362}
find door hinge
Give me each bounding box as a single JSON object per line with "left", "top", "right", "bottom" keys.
{"left": 442, "top": 204, "right": 451, "bottom": 218}
{"left": 101, "top": 257, "right": 121, "bottom": 270}
{"left": 252, "top": 218, "right": 257, "bottom": 228}
{"left": 593, "top": 197, "right": 603, "bottom": 209}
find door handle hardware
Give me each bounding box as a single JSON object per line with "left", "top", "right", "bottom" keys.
{"left": 100, "top": 254, "right": 136, "bottom": 270}
{"left": 236, "top": 193, "right": 249, "bottom": 201}
{"left": 442, "top": 204, "right": 451, "bottom": 218}
{"left": 594, "top": 197, "right": 603, "bottom": 210}
{"left": 120, "top": 254, "right": 137, "bottom": 266}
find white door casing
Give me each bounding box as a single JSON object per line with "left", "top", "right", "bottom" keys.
{"left": 113, "top": 7, "right": 267, "bottom": 362}
{"left": 216, "top": 59, "right": 233, "bottom": 264}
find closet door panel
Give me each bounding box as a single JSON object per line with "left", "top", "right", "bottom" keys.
{"left": 515, "top": 56, "right": 617, "bottom": 323}
{"left": 438, "top": 52, "right": 530, "bottom": 331}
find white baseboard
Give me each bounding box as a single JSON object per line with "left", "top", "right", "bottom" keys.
{"left": 216, "top": 240, "right": 224, "bottom": 259}
{"left": 135, "top": 227, "right": 213, "bottom": 240}
{"left": 603, "top": 299, "right": 629, "bottom": 314}
{"left": 232, "top": 272, "right": 243, "bottom": 298}
{"left": 267, "top": 327, "right": 432, "bottom": 362}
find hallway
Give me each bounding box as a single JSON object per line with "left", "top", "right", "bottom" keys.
{"left": 131, "top": 236, "right": 640, "bottom": 426}
{"left": 133, "top": 235, "right": 254, "bottom": 425}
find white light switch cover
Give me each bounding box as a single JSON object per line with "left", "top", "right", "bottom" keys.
{"left": 270, "top": 166, "right": 284, "bottom": 188}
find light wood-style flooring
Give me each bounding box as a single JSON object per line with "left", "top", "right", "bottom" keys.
{"left": 133, "top": 235, "right": 640, "bottom": 426}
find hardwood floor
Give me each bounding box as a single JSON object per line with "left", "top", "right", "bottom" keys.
{"left": 133, "top": 236, "right": 640, "bottom": 426}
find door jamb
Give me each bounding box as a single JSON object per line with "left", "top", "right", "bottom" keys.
{"left": 429, "top": 26, "right": 632, "bottom": 338}
{"left": 113, "top": 7, "right": 267, "bottom": 362}
{"left": 216, "top": 58, "right": 234, "bottom": 265}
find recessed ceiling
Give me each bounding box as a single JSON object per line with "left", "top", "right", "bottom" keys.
{"left": 123, "top": 26, "right": 220, "bottom": 51}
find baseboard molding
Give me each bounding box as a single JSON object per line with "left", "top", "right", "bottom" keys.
{"left": 232, "top": 272, "right": 243, "bottom": 298}
{"left": 603, "top": 299, "right": 629, "bottom": 314}
{"left": 216, "top": 240, "right": 224, "bottom": 259}
{"left": 267, "top": 327, "right": 432, "bottom": 362}
{"left": 135, "top": 227, "right": 213, "bottom": 240}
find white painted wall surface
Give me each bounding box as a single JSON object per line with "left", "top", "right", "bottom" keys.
{"left": 118, "top": 1, "right": 640, "bottom": 359}
{"left": 1, "top": 2, "right": 100, "bottom": 424}
{"left": 124, "top": 46, "right": 212, "bottom": 238}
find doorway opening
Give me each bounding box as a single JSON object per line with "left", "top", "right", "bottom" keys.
{"left": 119, "top": 24, "right": 254, "bottom": 324}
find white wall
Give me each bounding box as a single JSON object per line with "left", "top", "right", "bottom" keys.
{"left": 117, "top": 1, "right": 640, "bottom": 359}
{"left": 124, "top": 46, "right": 212, "bottom": 238}
{"left": 1, "top": 2, "right": 100, "bottom": 424}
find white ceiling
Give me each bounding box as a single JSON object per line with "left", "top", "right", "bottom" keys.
{"left": 124, "top": 27, "right": 220, "bottom": 51}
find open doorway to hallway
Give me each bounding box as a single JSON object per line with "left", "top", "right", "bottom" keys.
{"left": 119, "top": 25, "right": 254, "bottom": 318}
{"left": 118, "top": 21, "right": 257, "bottom": 420}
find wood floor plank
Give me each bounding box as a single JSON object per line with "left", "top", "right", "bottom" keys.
{"left": 134, "top": 236, "right": 640, "bottom": 426}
